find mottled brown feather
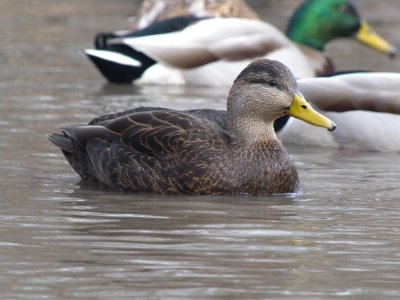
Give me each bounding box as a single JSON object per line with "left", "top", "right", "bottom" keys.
{"left": 134, "top": 0, "right": 259, "bottom": 29}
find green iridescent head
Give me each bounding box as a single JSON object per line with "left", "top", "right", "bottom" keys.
{"left": 286, "top": 0, "right": 396, "bottom": 56}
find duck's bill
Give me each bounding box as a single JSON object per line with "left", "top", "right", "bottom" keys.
{"left": 355, "top": 21, "right": 397, "bottom": 58}
{"left": 288, "top": 94, "right": 336, "bottom": 131}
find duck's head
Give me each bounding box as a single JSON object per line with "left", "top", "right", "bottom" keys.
{"left": 286, "top": 0, "right": 396, "bottom": 57}
{"left": 227, "top": 59, "right": 336, "bottom": 142}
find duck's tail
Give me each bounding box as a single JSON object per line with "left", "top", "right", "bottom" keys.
{"left": 85, "top": 16, "right": 204, "bottom": 83}
{"left": 84, "top": 46, "right": 155, "bottom": 84}
{"left": 48, "top": 126, "right": 108, "bottom": 181}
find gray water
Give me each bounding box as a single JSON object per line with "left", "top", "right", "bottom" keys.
{"left": 1, "top": 0, "right": 400, "bottom": 299}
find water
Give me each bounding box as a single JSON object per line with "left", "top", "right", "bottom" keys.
{"left": 1, "top": 0, "right": 400, "bottom": 299}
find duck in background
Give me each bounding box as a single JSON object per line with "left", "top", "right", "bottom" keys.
{"left": 287, "top": 72, "right": 400, "bottom": 152}
{"left": 84, "top": 0, "right": 396, "bottom": 85}
{"left": 86, "top": 0, "right": 260, "bottom": 84}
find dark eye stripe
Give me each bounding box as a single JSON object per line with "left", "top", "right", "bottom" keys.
{"left": 249, "top": 78, "right": 268, "bottom": 85}
{"left": 249, "top": 79, "right": 278, "bottom": 86}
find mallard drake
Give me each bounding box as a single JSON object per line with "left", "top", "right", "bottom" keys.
{"left": 49, "top": 59, "right": 335, "bottom": 195}
{"left": 85, "top": 0, "right": 396, "bottom": 85}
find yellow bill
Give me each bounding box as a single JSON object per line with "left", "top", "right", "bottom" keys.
{"left": 289, "top": 94, "right": 336, "bottom": 131}
{"left": 356, "top": 21, "right": 397, "bottom": 57}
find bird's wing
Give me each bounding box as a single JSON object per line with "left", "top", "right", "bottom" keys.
{"left": 122, "top": 18, "right": 291, "bottom": 69}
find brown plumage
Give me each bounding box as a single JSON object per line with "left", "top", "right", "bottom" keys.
{"left": 134, "top": 0, "right": 259, "bottom": 29}
{"left": 49, "top": 59, "right": 335, "bottom": 195}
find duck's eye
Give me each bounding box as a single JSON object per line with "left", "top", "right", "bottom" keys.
{"left": 268, "top": 79, "right": 277, "bottom": 86}
{"left": 338, "top": 4, "right": 351, "bottom": 15}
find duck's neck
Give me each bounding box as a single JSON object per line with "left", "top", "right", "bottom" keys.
{"left": 286, "top": 7, "right": 329, "bottom": 51}
{"left": 228, "top": 117, "right": 280, "bottom": 147}
{"left": 287, "top": 30, "right": 326, "bottom": 51}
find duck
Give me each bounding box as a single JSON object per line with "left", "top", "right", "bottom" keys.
{"left": 84, "top": 0, "right": 396, "bottom": 85}
{"left": 49, "top": 59, "right": 335, "bottom": 195}
{"left": 281, "top": 72, "right": 400, "bottom": 152}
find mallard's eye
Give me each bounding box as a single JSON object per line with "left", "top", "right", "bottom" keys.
{"left": 268, "top": 79, "right": 277, "bottom": 86}
{"left": 338, "top": 4, "right": 351, "bottom": 14}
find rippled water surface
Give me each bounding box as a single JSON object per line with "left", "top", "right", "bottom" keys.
{"left": 1, "top": 1, "right": 400, "bottom": 299}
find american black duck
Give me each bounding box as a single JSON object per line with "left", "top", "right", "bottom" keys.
{"left": 49, "top": 59, "right": 336, "bottom": 195}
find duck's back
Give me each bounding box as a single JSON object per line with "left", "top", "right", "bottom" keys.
{"left": 49, "top": 110, "right": 230, "bottom": 193}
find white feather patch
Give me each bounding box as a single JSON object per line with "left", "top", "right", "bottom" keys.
{"left": 84, "top": 49, "right": 142, "bottom": 67}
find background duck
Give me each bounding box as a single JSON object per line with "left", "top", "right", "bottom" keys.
{"left": 85, "top": 0, "right": 396, "bottom": 85}
{"left": 281, "top": 72, "right": 400, "bottom": 152}
{"left": 49, "top": 59, "right": 335, "bottom": 195}
{"left": 132, "top": 0, "right": 259, "bottom": 29}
